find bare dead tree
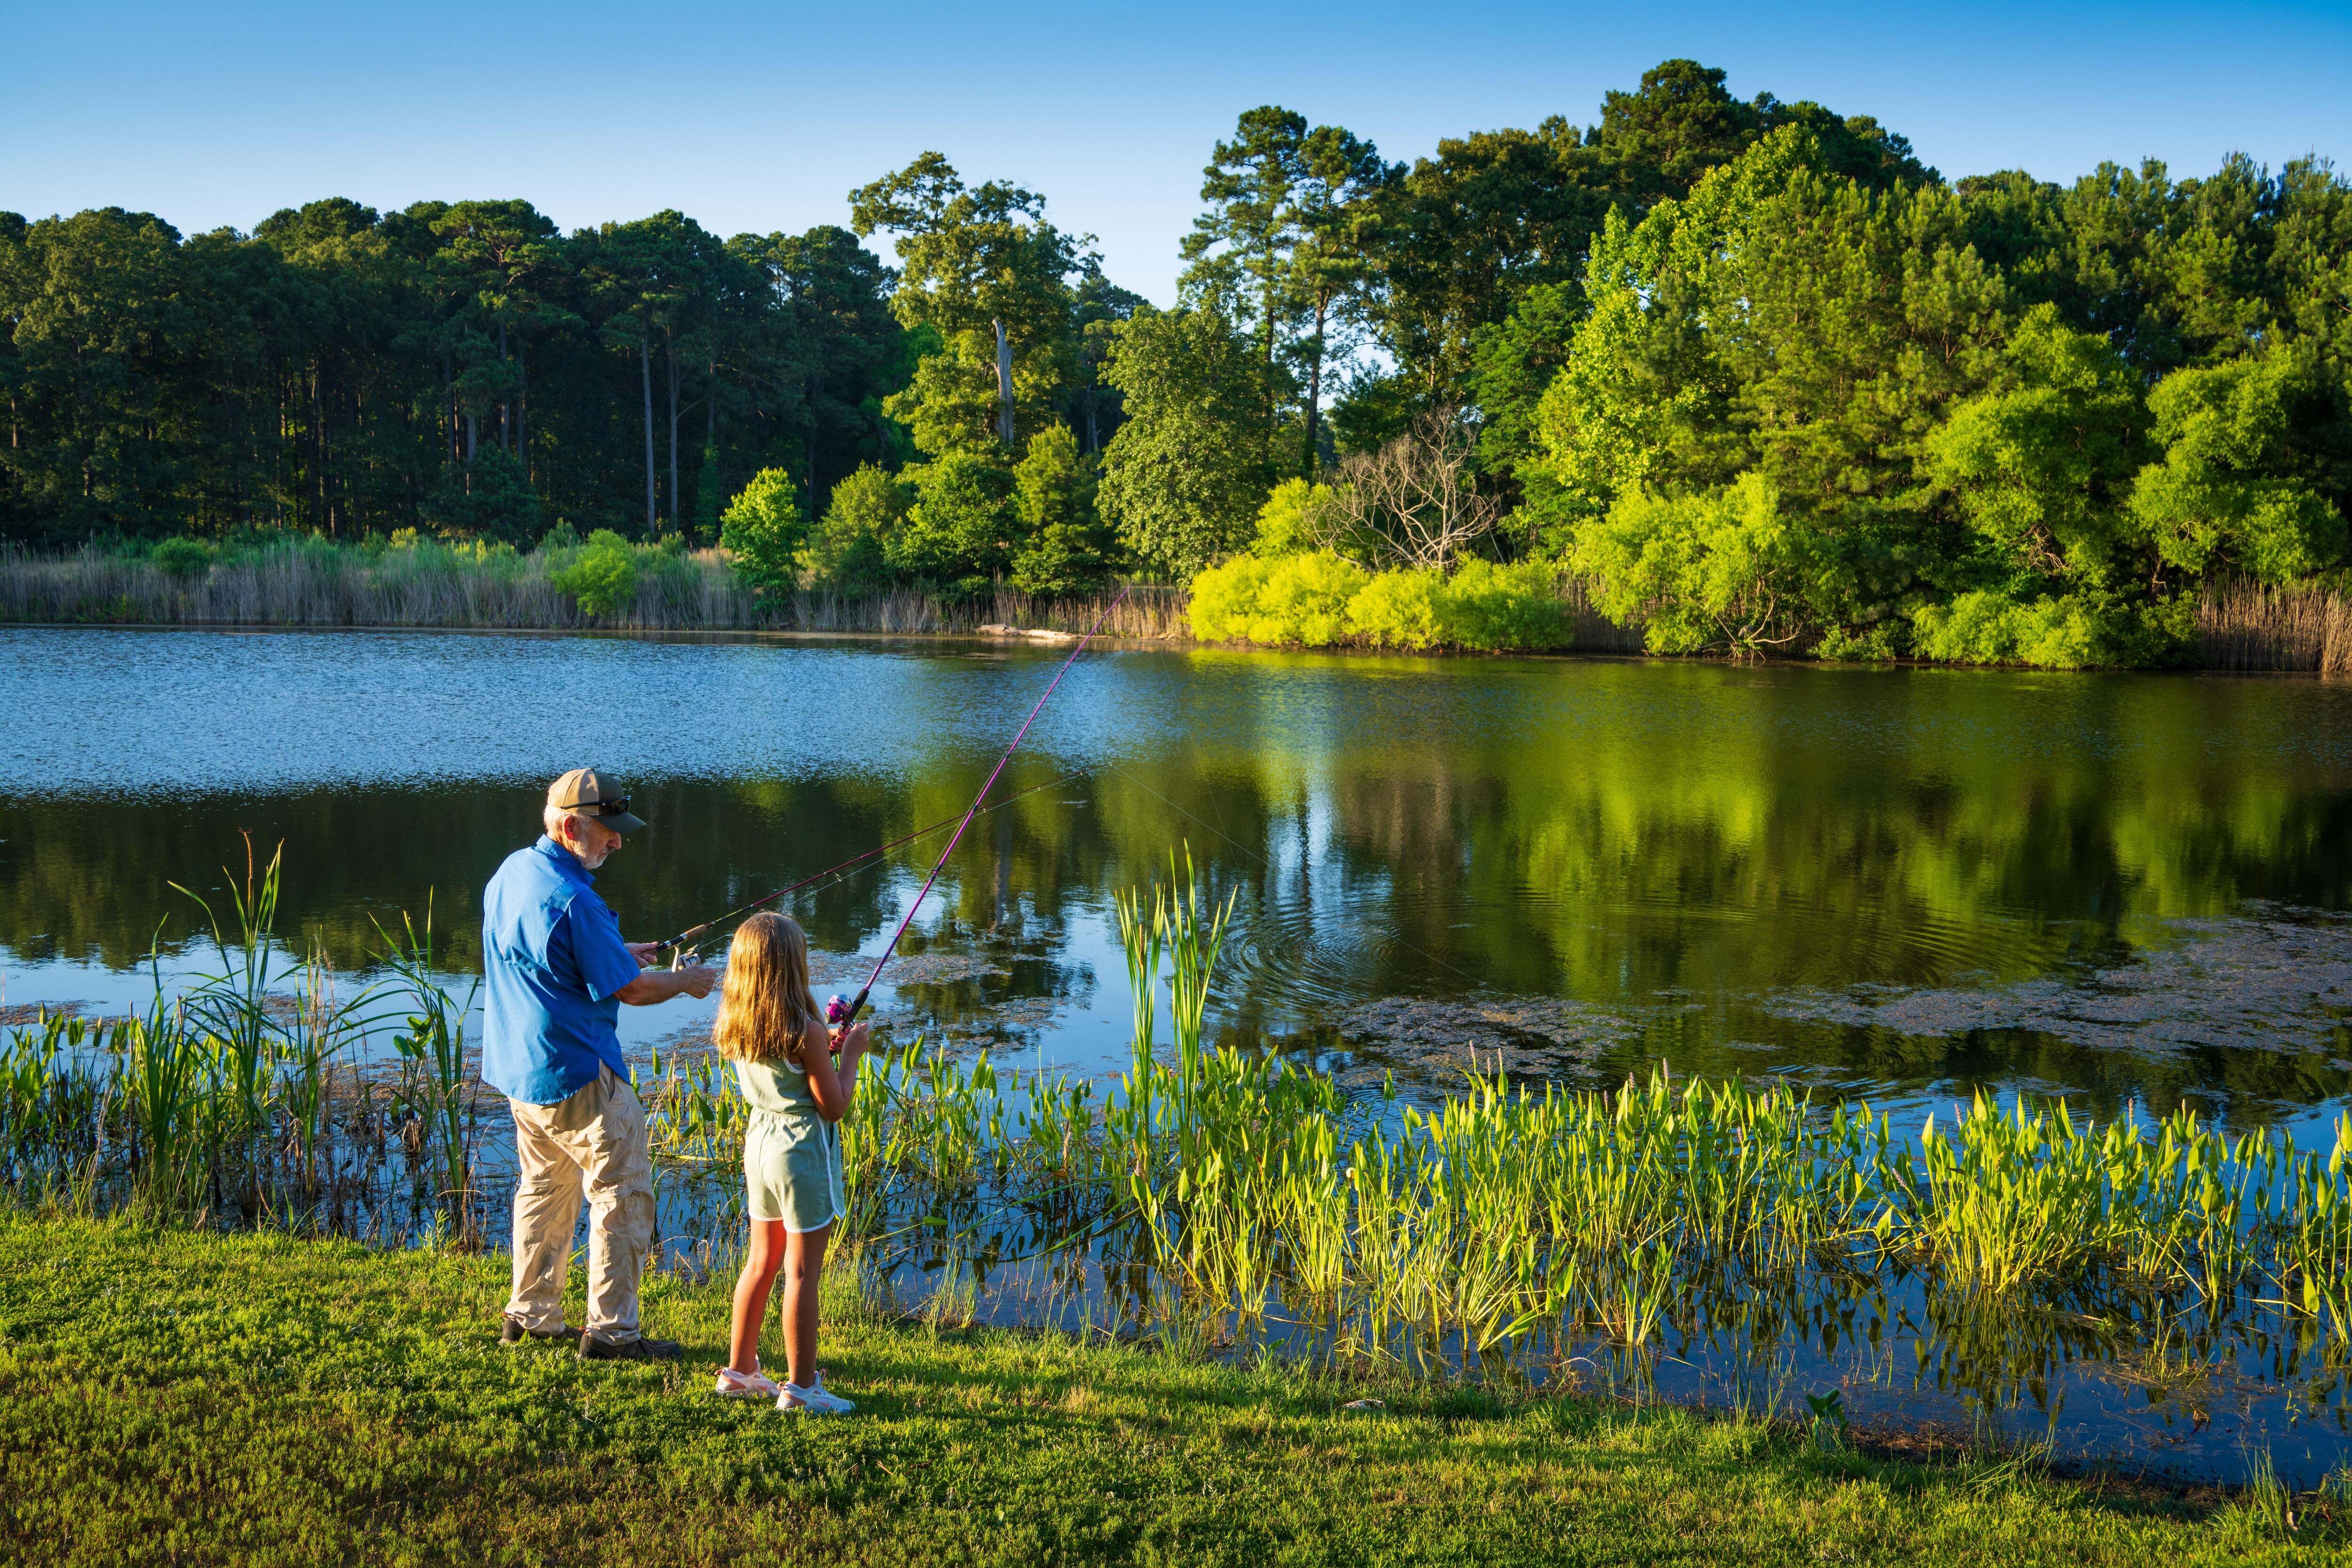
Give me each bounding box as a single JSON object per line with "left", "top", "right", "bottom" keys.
{"left": 1306, "top": 409, "right": 1502, "bottom": 570}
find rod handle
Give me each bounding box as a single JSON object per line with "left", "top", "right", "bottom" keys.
{"left": 826, "top": 987, "right": 872, "bottom": 1054}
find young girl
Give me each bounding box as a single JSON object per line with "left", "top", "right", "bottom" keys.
{"left": 710, "top": 912, "right": 868, "bottom": 1412}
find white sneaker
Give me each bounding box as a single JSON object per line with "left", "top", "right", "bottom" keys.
{"left": 777, "top": 1381, "right": 852, "bottom": 1414}
{"left": 714, "top": 1366, "right": 782, "bottom": 1399}
{"left": 811, "top": 1371, "right": 855, "bottom": 1413}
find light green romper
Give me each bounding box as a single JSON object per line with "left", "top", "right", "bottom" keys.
{"left": 735, "top": 1053, "right": 845, "bottom": 1233}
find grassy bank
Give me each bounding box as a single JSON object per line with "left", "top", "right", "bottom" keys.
{"left": 0, "top": 1213, "right": 2339, "bottom": 1567}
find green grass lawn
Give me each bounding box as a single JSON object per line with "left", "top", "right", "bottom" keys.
{"left": 0, "top": 1215, "right": 2338, "bottom": 1566}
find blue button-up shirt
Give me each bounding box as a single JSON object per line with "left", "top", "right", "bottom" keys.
{"left": 482, "top": 836, "right": 644, "bottom": 1105}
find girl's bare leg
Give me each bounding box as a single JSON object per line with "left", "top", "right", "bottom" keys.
{"left": 780, "top": 1220, "right": 834, "bottom": 1390}
{"left": 728, "top": 1220, "right": 787, "bottom": 1374}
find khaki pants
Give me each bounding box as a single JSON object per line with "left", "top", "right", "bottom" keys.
{"left": 502, "top": 1066, "right": 655, "bottom": 1344}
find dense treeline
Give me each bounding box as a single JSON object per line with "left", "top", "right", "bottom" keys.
{"left": 6, "top": 59, "right": 2349, "bottom": 661}
{"left": 1126, "top": 62, "right": 2352, "bottom": 664}
{"left": 0, "top": 201, "right": 923, "bottom": 549}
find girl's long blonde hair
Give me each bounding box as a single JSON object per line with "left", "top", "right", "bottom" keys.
{"left": 712, "top": 913, "right": 820, "bottom": 1065}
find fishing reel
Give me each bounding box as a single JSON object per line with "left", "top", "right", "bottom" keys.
{"left": 825, "top": 993, "right": 870, "bottom": 1057}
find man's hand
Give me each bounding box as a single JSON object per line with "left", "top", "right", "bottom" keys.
{"left": 615, "top": 963, "right": 717, "bottom": 1006}
{"left": 626, "top": 942, "right": 660, "bottom": 968}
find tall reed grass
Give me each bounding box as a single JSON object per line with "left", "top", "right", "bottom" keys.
{"left": 0, "top": 841, "right": 475, "bottom": 1238}
{"left": 2197, "top": 577, "right": 2352, "bottom": 673}
{"left": 0, "top": 538, "right": 1191, "bottom": 639}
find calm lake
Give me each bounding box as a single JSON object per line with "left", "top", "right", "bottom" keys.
{"left": 7, "top": 625, "right": 2352, "bottom": 1480}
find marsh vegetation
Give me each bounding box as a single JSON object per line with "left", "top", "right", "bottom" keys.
{"left": 8, "top": 847, "right": 2350, "bottom": 1487}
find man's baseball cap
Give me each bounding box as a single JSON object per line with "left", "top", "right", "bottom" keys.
{"left": 547, "top": 768, "right": 647, "bottom": 834}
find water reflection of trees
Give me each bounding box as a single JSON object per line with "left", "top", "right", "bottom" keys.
{"left": 9, "top": 653, "right": 2350, "bottom": 1118}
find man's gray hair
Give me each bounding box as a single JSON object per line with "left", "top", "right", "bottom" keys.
{"left": 545, "top": 804, "right": 603, "bottom": 841}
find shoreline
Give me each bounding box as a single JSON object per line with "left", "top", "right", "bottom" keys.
{"left": 9, "top": 616, "right": 2351, "bottom": 677}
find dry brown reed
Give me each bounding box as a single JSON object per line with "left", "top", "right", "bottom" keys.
{"left": 2197, "top": 578, "right": 2352, "bottom": 674}
{"left": 0, "top": 541, "right": 1191, "bottom": 641}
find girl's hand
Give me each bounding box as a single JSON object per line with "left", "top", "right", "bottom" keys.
{"left": 806, "top": 1020, "right": 867, "bottom": 1122}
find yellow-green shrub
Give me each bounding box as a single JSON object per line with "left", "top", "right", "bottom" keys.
{"left": 1912, "top": 591, "right": 2113, "bottom": 669}
{"left": 1187, "top": 555, "right": 1276, "bottom": 640}
{"left": 1250, "top": 477, "right": 1332, "bottom": 558}
{"left": 1245, "top": 552, "right": 1367, "bottom": 645}
{"left": 1345, "top": 566, "right": 1448, "bottom": 649}
{"left": 1439, "top": 559, "right": 1569, "bottom": 651}
{"left": 1190, "top": 552, "right": 1572, "bottom": 652}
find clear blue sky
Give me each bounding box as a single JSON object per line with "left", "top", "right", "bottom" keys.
{"left": 5, "top": 0, "right": 2348, "bottom": 304}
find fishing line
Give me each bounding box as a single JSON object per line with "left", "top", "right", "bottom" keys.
{"left": 648, "top": 765, "right": 1097, "bottom": 960}
{"left": 826, "top": 588, "right": 1131, "bottom": 1025}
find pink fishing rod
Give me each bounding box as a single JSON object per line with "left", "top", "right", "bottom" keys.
{"left": 827, "top": 588, "right": 1131, "bottom": 1033}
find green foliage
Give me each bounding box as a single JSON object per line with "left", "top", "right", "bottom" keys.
{"left": 421, "top": 446, "right": 542, "bottom": 546}
{"left": 1097, "top": 307, "right": 1275, "bottom": 576}
{"left": 1922, "top": 303, "right": 2146, "bottom": 583}
{"left": 1439, "top": 558, "right": 1572, "bottom": 650}
{"left": 1190, "top": 551, "right": 1568, "bottom": 651}
{"left": 1574, "top": 474, "right": 1825, "bottom": 656}
{"left": 1520, "top": 125, "right": 2013, "bottom": 651}
{"left": 809, "top": 463, "right": 909, "bottom": 590}
{"left": 851, "top": 153, "right": 1088, "bottom": 456}
{"left": 689, "top": 445, "right": 724, "bottom": 544}
{"left": 1250, "top": 477, "right": 1330, "bottom": 557}
{"left": 0, "top": 200, "right": 906, "bottom": 547}
{"left": 1324, "top": 373, "right": 1422, "bottom": 457}
{"left": 1468, "top": 281, "right": 1586, "bottom": 491}
{"left": 1909, "top": 590, "right": 2196, "bottom": 669}
{"left": 1184, "top": 555, "right": 1276, "bottom": 640}
{"left": 2130, "top": 354, "right": 2349, "bottom": 582}
{"left": 1241, "top": 551, "right": 1368, "bottom": 645}
{"left": 148, "top": 536, "right": 212, "bottom": 579}
{"left": 1367, "top": 60, "right": 1932, "bottom": 416}
{"left": 717, "top": 466, "right": 807, "bottom": 597}
{"left": 1513, "top": 122, "right": 2352, "bottom": 664}
{"left": 1911, "top": 591, "right": 2107, "bottom": 669}
{"left": 1009, "top": 425, "right": 1113, "bottom": 595}
{"left": 1343, "top": 565, "right": 1447, "bottom": 647}
{"left": 549, "top": 528, "right": 639, "bottom": 618}
{"left": 1534, "top": 125, "right": 2001, "bottom": 545}
{"left": 892, "top": 449, "right": 1016, "bottom": 598}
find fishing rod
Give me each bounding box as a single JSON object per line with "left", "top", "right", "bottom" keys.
{"left": 822, "top": 587, "right": 1131, "bottom": 1037}
{"left": 648, "top": 764, "right": 1095, "bottom": 962}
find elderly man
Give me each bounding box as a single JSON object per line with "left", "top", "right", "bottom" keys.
{"left": 483, "top": 768, "right": 717, "bottom": 1360}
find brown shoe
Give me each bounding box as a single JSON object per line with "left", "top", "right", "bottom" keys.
{"left": 577, "top": 1331, "right": 683, "bottom": 1362}
{"left": 500, "top": 1315, "right": 576, "bottom": 1346}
